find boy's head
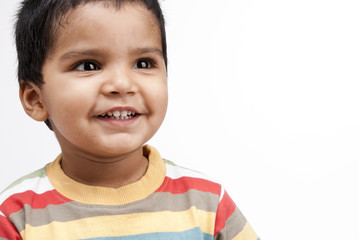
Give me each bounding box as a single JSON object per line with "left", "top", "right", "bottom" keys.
{"left": 16, "top": 0, "right": 167, "bottom": 87}
{"left": 17, "top": 0, "right": 168, "bottom": 158}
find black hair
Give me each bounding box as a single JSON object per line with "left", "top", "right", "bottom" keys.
{"left": 15, "top": 0, "right": 167, "bottom": 87}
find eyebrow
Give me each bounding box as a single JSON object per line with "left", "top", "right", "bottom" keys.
{"left": 131, "top": 47, "right": 163, "bottom": 56}
{"left": 59, "top": 49, "right": 104, "bottom": 61}
{"left": 59, "top": 47, "right": 163, "bottom": 61}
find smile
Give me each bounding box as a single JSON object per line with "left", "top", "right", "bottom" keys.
{"left": 98, "top": 110, "right": 137, "bottom": 120}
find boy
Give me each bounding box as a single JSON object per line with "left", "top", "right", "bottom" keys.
{"left": 0, "top": 0, "right": 259, "bottom": 239}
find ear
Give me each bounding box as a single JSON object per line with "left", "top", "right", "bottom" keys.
{"left": 19, "top": 81, "right": 49, "bottom": 122}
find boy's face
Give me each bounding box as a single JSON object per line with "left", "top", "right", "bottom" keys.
{"left": 35, "top": 3, "right": 168, "bottom": 158}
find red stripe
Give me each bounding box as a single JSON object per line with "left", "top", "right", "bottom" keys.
{"left": 0, "top": 190, "right": 72, "bottom": 216}
{"left": 214, "top": 191, "right": 236, "bottom": 237}
{"left": 157, "top": 176, "right": 222, "bottom": 195}
{"left": 0, "top": 215, "right": 22, "bottom": 239}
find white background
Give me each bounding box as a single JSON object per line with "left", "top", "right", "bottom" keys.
{"left": 1, "top": 0, "right": 359, "bottom": 239}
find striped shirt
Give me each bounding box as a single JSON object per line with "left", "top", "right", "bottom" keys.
{"left": 0, "top": 146, "right": 259, "bottom": 240}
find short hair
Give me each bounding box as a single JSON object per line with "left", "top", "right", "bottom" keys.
{"left": 15, "top": 0, "right": 167, "bottom": 87}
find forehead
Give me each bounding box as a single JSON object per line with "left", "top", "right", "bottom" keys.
{"left": 51, "top": 2, "right": 161, "bottom": 53}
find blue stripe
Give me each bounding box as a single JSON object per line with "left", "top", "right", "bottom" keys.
{"left": 82, "top": 227, "right": 213, "bottom": 240}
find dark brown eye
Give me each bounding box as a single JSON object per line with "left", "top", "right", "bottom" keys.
{"left": 133, "top": 59, "right": 151, "bottom": 69}
{"left": 75, "top": 61, "right": 100, "bottom": 71}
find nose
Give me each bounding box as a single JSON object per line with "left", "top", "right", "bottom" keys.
{"left": 101, "top": 66, "right": 137, "bottom": 96}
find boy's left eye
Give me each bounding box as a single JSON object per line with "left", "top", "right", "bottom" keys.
{"left": 133, "top": 59, "right": 154, "bottom": 69}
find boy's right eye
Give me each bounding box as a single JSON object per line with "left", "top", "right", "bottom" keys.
{"left": 74, "top": 61, "right": 100, "bottom": 71}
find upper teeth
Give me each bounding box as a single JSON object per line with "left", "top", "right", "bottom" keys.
{"left": 101, "top": 110, "right": 136, "bottom": 119}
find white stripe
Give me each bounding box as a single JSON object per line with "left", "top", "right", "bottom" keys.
{"left": 165, "top": 162, "right": 212, "bottom": 180}
{"left": 219, "top": 186, "right": 225, "bottom": 202}
{"left": 165, "top": 162, "right": 226, "bottom": 201}
{"left": 165, "top": 162, "right": 223, "bottom": 185}
{"left": 0, "top": 176, "right": 54, "bottom": 204}
{"left": 0, "top": 210, "right": 5, "bottom": 217}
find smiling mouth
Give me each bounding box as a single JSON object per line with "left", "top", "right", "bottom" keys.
{"left": 97, "top": 110, "right": 137, "bottom": 120}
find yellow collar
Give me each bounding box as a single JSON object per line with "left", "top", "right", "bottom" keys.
{"left": 46, "top": 145, "right": 166, "bottom": 205}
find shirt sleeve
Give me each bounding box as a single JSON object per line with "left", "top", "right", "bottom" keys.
{"left": 0, "top": 212, "right": 22, "bottom": 240}
{"left": 214, "top": 189, "right": 259, "bottom": 240}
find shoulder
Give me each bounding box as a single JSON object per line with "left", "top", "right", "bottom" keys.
{"left": 0, "top": 165, "right": 53, "bottom": 205}
{"left": 161, "top": 158, "right": 225, "bottom": 199}
{"left": 147, "top": 145, "right": 225, "bottom": 198}
{"left": 163, "top": 158, "right": 218, "bottom": 182}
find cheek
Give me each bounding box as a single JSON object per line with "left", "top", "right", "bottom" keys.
{"left": 160, "top": 92, "right": 168, "bottom": 115}
{"left": 43, "top": 87, "right": 94, "bottom": 125}
{"left": 152, "top": 86, "right": 168, "bottom": 122}
{"left": 151, "top": 83, "right": 168, "bottom": 109}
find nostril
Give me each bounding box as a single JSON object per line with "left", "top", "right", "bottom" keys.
{"left": 100, "top": 77, "right": 137, "bottom": 95}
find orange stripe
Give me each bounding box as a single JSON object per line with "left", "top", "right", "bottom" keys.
{"left": 0, "top": 215, "right": 21, "bottom": 239}
{"left": 214, "top": 191, "right": 236, "bottom": 237}
{"left": 0, "top": 190, "right": 71, "bottom": 216}
{"left": 157, "top": 176, "right": 222, "bottom": 195}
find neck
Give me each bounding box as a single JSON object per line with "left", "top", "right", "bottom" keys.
{"left": 60, "top": 145, "right": 149, "bottom": 189}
